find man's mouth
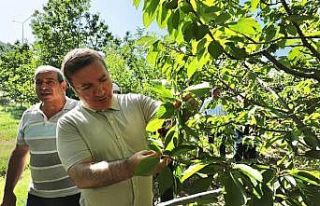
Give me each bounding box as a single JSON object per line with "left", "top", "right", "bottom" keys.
{"left": 41, "top": 92, "right": 52, "bottom": 96}
{"left": 96, "top": 96, "right": 108, "bottom": 102}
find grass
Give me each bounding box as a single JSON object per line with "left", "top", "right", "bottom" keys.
{"left": 0, "top": 105, "right": 21, "bottom": 177}
{"left": 0, "top": 169, "right": 30, "bottom": 206}
{"left": 0, "top": 141, "right": 15, "bottom": 177}
{"left": 0, "top": 105, "right": 21, "bottom": 141}
{"left": 0, "top": 104, "right": 30, "bottom": 205}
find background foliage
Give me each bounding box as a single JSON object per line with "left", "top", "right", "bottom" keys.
{"left": 31, "top": 0, "right": 115, "bottom": 68}
{"left": 133, "top": 0, "right": 320, "bottom": 205}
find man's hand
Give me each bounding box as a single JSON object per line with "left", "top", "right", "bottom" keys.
{"left": 153, "top": 155, "right": 171, "bottom": 175}
{"left": 128, "top": 150, "right": 171, "bottom": 176}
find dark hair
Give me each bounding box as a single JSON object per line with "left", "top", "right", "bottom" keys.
{"left": 211, "top": 87, "right": 220, "bottom": 93}
{"left": 61, "top": 48, "right": 107, "bottom": 86}
{"left": 34, "top": 65, "right": 64, "bottom": 83}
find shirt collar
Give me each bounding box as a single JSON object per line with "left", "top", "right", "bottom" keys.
{"left": 36, "top": 97, "right": 74, "bottom": 111}
{"left": 63, "top": 97, "right": 76, "bottom": 110}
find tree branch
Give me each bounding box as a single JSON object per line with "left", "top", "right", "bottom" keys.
{"left": 228, "top": 29, "right": 320, "bottom": 81}
{"left": 157, "top": 189, "right": 222, "bottom": 206}
{"left": 280, "top": 0, "right": 320, "bottom": 62}
{"left": 261, "top": 50, "right": 320, "bottom": 81}
{"left": 245, "top": 35, "right": 320, "bottom": 45}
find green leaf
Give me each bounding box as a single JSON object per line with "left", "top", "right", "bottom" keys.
{"left": 149, "top": 84, "right": 174, "bottom": 99}
{"left": 185, "top": 82, "right": 211, "bottom": 97}
{"left": 146, "top": 51, "right": 158, "bottom": 65}
{"left": 143, "top": 11, "right": 154, "bottom": 27}
{"left": 224, "top": 172, "right": 246, "bottom": 206}
{"left": 265, "top": 25, "right": 277, "bottom": 41}
{"left": 170, "top": 145, "right": 197, "bottom": 157}
{"left": 134, "top": 156, "right": 160, "bottom": 176}
{"left": 171, "top": 9, "right": 180, "bottom": 29}
{"left": 303, "top": 135, "right": 319, "bottom": 149}
{"left": 208, "top": 40, "right": 224, "bottom": 59}
{"left": 132, "top": 0, "right": 141, "bottom": 9}
{"left": 284, "top": 175, "right": 296, "bottom": 187}
{"left": 225, "top": 42, "right": 247, "bottom": 59}
{"left": 157, "top": 3, "right": 169, "bottom": 28}
{"left": 233, "top": 164, "right": 263, "bottom": 182}
{"left": 181, "top": 163, "right": 207, "bottom": 182}
{"left": 187, "top": 176, "right": 213, "bottom": 195}
{"left": 287, "top": 24, "right": 297, "bottom": 36}
{"left": 249, "top": 183, "right": 273, "bottom": 206}
{"left": 182, "top": 21, "right": 194, "bottom": 42}
{"left": 143, "top": 0, "right": 160, "bottom": 27}
{"left": 187, "top": 58, "right": 199, "bottom": 79}
{"left": 136, "top": 35, "right": 156, "bottom": 47}
{"left": 156, "top": 167, "right": 174, "bottom": 195}
{"left": 179, "top": 1, "right": 193, "bottom": 13}
{"left": 195, "top": 24, "right": 209, "bottom": 40}
{"left": 215, "top": 12, "right": 231, "bottom": 24}
{"left": 229, "top": 17, "right": 261, "bottom": 36}
{"left": 148, "top": 138, "right": 163, "bottom": 153}
{"left": 183, "top": 125, "right": 199, "bottom": 138}
{"left": 155, "top": 102, "right": 175, "bottom": 119}
{"left": 148, "top": 140, "right": 163, "bottom": 153}
{"left": 164, "top": 0, "right": 178, "bottom": 9}
{"left": 290, "top": 169, "right": 320, "bottom": 186}
{"left": 251, "top": 0, "right": 259, "bottom": 12}
{"left": 147, "top": 118, "right": 165, "bottom": 132}
{"left": 305, "top": 150, "right": 320, "bottom": 159}
{"left": 164, "top": 126, "right": 177, "bottom": 150}
{"left": 288, "top": 47, "right": 302, "bottom": 60}
{"left": 286, "top": 15, "right": 315, "bottom": 24}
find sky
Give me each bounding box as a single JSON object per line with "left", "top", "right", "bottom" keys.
{"left": 0, "top": 0, "right": 164, "bottom": 44}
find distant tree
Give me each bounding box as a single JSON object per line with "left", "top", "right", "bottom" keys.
{"left": 0, "top": 41, "right": 13, "bottom": 55}
{"left": 0, "top": 42, "right": 37, "bottom": 104}
{"left": 105, "top": 30, "right": 162, "bottom": 95}
{"left": 31, "top": 0, "right": 114, "bottom": 68}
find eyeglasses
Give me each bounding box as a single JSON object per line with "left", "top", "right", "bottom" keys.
{"left": 35, "top": 80, "right": 59, "bottom": 87}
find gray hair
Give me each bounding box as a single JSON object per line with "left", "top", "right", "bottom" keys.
{"left": 34, "top": 65, "right": 64, "bottom": 82}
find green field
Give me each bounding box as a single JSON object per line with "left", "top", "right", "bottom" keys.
{"left": 0, "top": 105, "right": 29, "bottom": 205}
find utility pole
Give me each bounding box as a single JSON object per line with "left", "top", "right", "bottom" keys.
{"left": 13, "top": 14, "right": 33, "bottom": 44}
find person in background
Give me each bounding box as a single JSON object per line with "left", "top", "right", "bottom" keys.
{"left": 112, "top": 82, "right": 121, "bottom": 94}
{"left": 200, "top": 87, "right": 227, "bottom": 116}
{"left": 57, "top": 48, "right": 170, "bottom": 206}
{"left": 1, "top": 66, "right": 80, "bottom": 206}
{"left": 200, "top": 87, "right": 227, "bottom": 157}
{"left": 234, "top": 98, "right": 258, "bottom": 161}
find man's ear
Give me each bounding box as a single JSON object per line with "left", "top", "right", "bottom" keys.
{"left": 61, "top": 81, "right": 68, "bottom": 91}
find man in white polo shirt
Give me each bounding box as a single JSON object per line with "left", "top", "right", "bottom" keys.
{"left": 1, "top": 66, "right": 80, "bottom": 206}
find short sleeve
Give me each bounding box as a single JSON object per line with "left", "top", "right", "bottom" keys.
{"left": 56, "top": 116, "right": 92, "bottom": 171}
{"left": 16, "top": 111, "right": 28, "bottom": 146}
{"left": 139, "top": 95, "right": 161, "bottom": 123}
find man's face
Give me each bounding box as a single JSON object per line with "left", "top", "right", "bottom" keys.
{"left": 211, "top": 89, "right": 220, "bottom": 99}
{"left": 71, "top": 61, "right": 113, "bottom": 111}
{"left": 35, "top": 71, "right": 66, "bottom": 102}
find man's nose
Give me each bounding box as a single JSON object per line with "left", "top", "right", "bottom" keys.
{"left": 94, "top": 83, "right": 105, "bottom": 96}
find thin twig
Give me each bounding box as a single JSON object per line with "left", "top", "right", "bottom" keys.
{"left": 157, "top": 189, "right": 222, "bottom": 206}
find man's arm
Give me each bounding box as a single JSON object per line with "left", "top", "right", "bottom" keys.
{"left": 1, "top": 144, "right": 29, "bottom": 206}
{"left": 67, "top": 150, "right": 169, "bottom": 189}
